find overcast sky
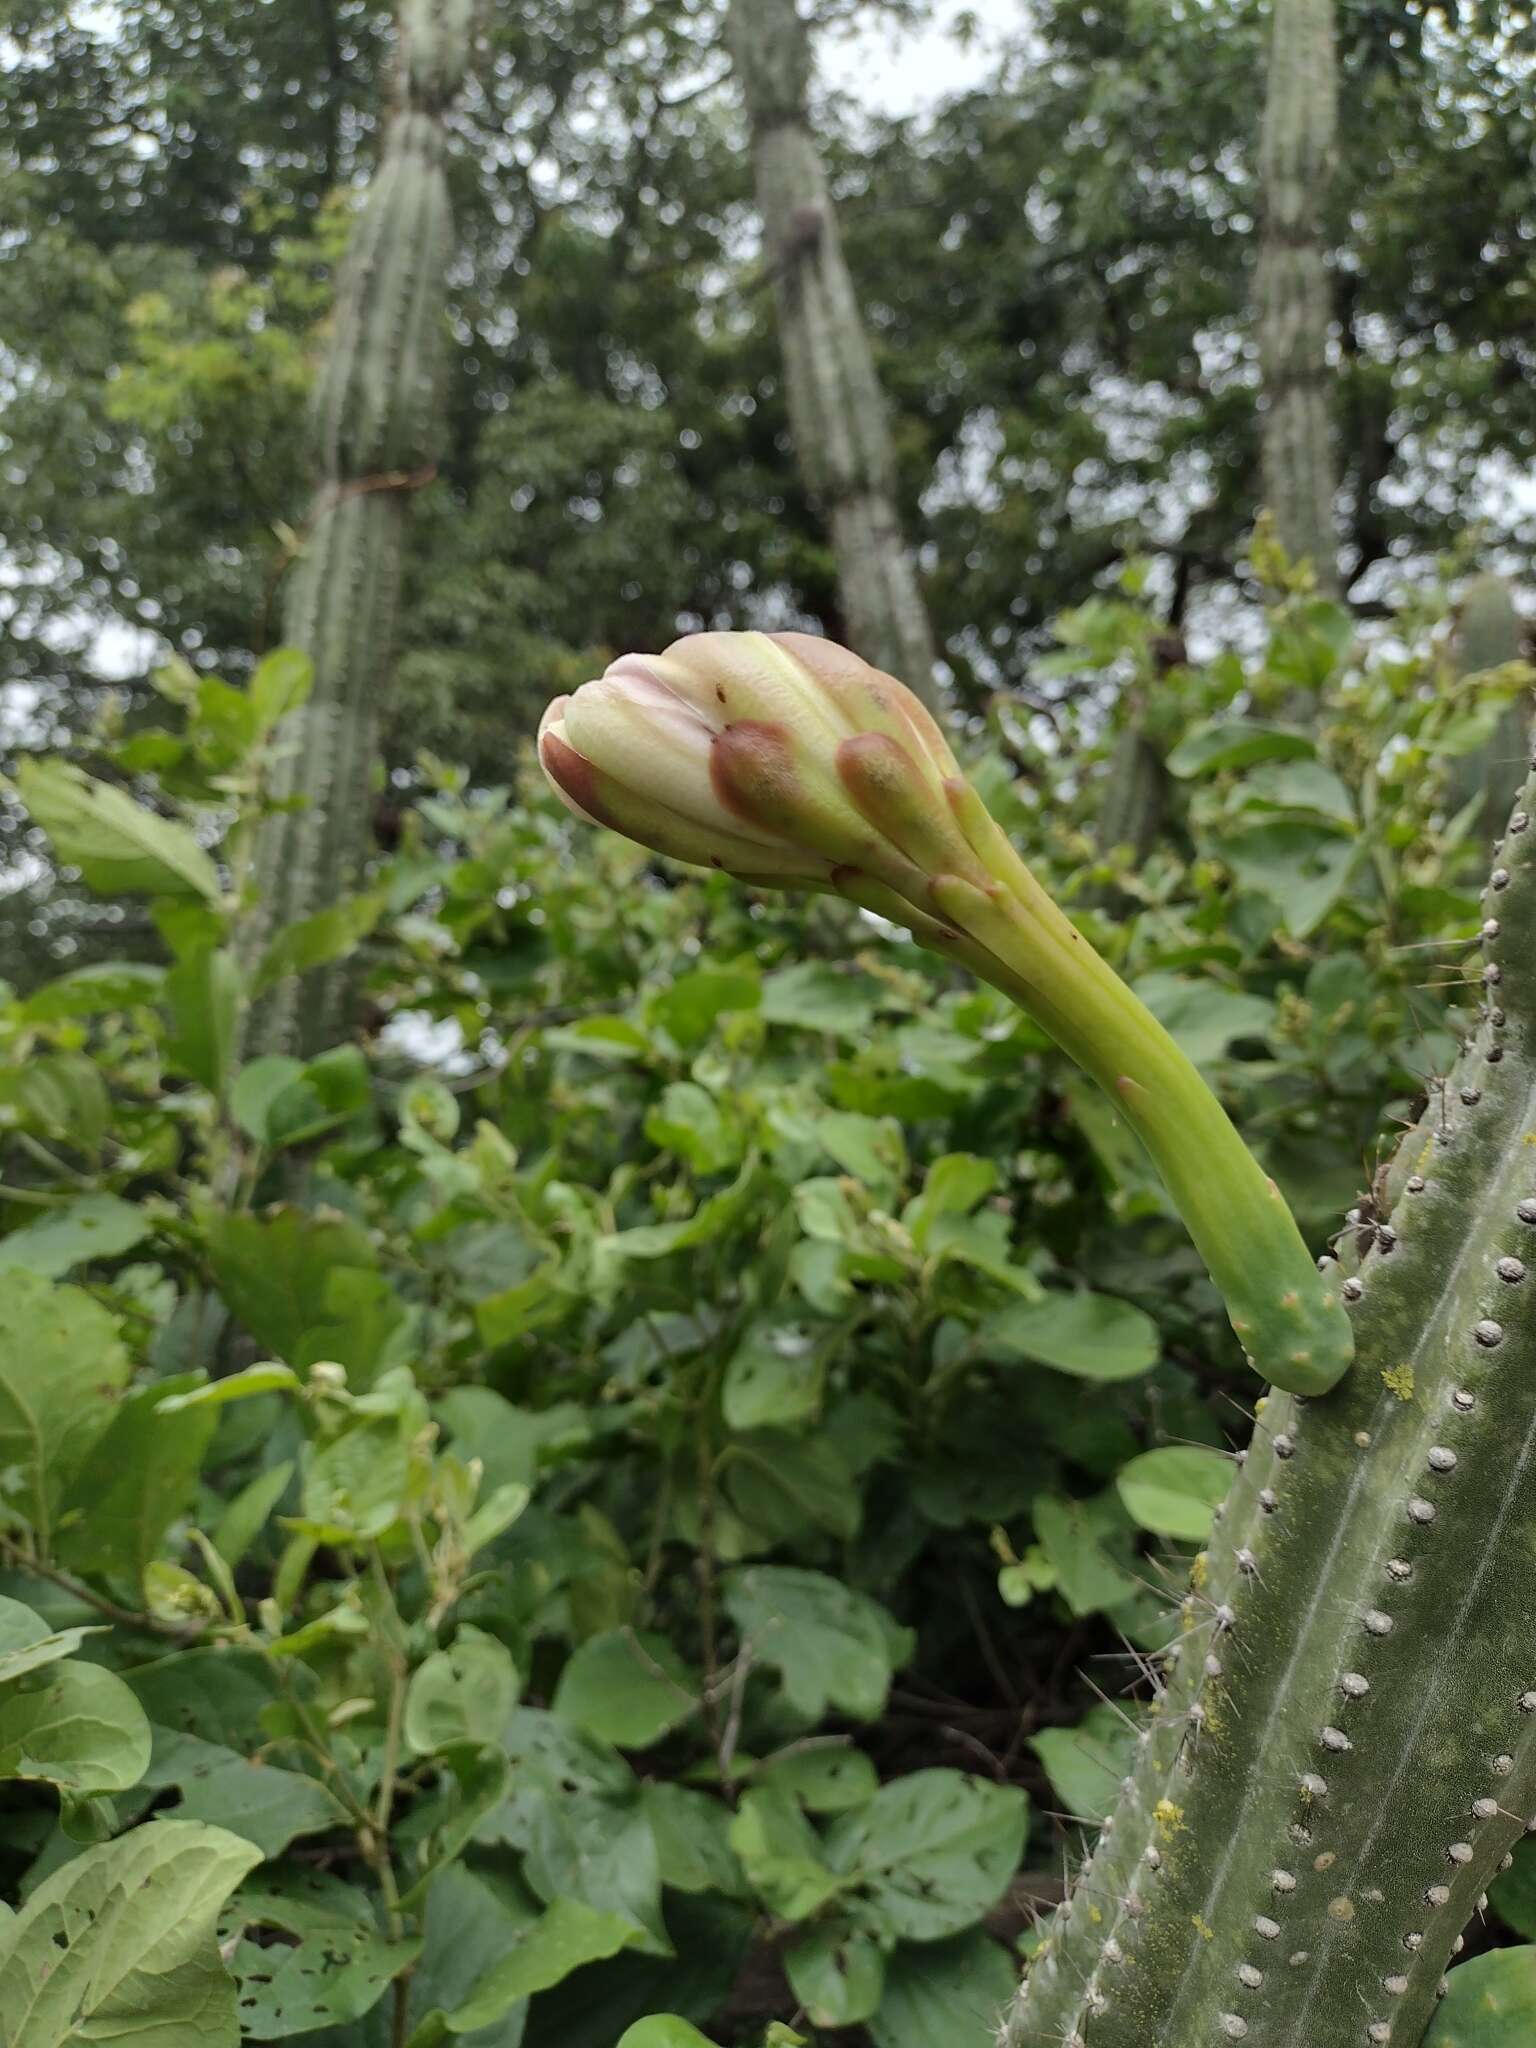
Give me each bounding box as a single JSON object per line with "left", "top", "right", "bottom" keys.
{"left": 820, "top": 1, "right": 1013, "bottom": 115}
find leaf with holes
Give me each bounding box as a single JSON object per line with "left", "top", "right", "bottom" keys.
{"left": 0, "top": 1818, "right": 260, "bottom": 2047}
{"left": 223, "top": 1867, "right": 421, "bottom": 2037}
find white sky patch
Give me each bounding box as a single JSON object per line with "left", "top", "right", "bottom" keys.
{"left": 821, "top": 1, "right": 1013, "bottom": 116}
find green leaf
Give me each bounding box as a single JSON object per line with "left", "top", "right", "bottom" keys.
{"left": 212, "top": 1459, "right": 294, "bottom": 1568}
{"left": 0, "top": 1193, "right": 150, "bottom": 1278}
{"left": 1033, "top": 1493, "right": 1142, "bottom": 1617}
{"left": 592, "top": 1155, "right": 759, "bottom": 1276}
{"left": 56, "top": 1372, "right": 218, "bottom": 1583}
{"left": 17, "top": 962, "right": 165, "bottom": 1023}
{"left": 552, "top": 1629, "right": 698, "bottom": 1749}
{"left": 724, "top": 1429, "right": 860, "bottom": 1543}
{"left": 646, "top": 965, "right": 761, "bottom": 1049}
{"left": 144, "top": 1728, "right": 347, "bottom": 1857}
{"left": 229, "top": 1054, "right": 306, "bottom": 1140}
{"left": 1214, "top": 820, "right": 1358, "bottom": 937}
{"left": 824, "top": 1769, "right": 1027, "bottom": 1941}
{"left": 905, "top": 1152, "right": 999, "bottom": 1250}
{"left": 0, "top": 1657, "right": 151, "bottom": 1796}
{"left": 615, "top": 2023, "right": 715, "bottom": 2048}
{"left": 250, "top": 647, "right": 314, "bottom": 726}
{"left": 441, "top": 1897, "right": 644, "bottom": 2032}
{"left": 722, "top": 1319, "right": 830, "bottom": 1433}
{"left": 1132, "top": 974, "right": 1277, "bottom": 1068}
{"left": 0, "top": 1818, "right": 261, "bottom": 2047}
{"left": 405, "top": 1627, "right": 520, "bottom": 1755}
{"left": 402, "top": 1861, "right": 540, "bottom": 2047}
{"left": 1116, "top": 1446, "right": 1233, "bottom": 1541}
{"left": 786, "top": 1922, "right": 885, "bottom": 2027}
{"left": 1029, "top": 1704, "right": 1140, "bottom": 1825}
{"left": 157, "top": 1362, "right": 302, "bottom": 1413}
{"left": 760, "top": 961, "right": 885, "bottom": 1035}
{"left": 641, "top": 1784, "right": 748, "bottom": 1897}
{"left": 1166, "top": 719, "right": 1316, "bottom": 778}
{"left": 202, "top": 1205, "right": 403, "bottom": 1382}
{"left": 165, "top": 946, "right": 241, "bottom": 1093}
{"left": 1424, "top": 1946, "right": 1536, "bottom": 2045}
{"left": 0, "top": 1595, "right": 105, "bottom": 1685}
{"left": 223, "top": 1868, "right": 420, "bottom": 2036}
{"left": 13, "top": 757, "right": 224, "bottom": 900}
{"left": 728, "top": 1786, "right": 840, "bottom": 1920}
{"left": 722, "top": 1567, "right": 913, "bottom": 1722}
{"left": 867, "top": 1929, "right": 1020, "bottom": 2048}
{"left": 253, "top": 892, "right": 385, "bottom": 995}
{"left": 980, "top": 1291, "right": 1160, "bottom": 1381}
{"left": 643, "top": 1081, "right": 740, "bottom": 1173}
{"left": 0, "top": 1271, "right": 130, "bottom": 1552}
{"left": 758, "top": 1743, "right": 879, "bottom": 1814}
{"left": 1491, "top": 1840, "right": 1536, "bottom": 1939}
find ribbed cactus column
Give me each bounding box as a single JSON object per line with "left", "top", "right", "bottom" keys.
{"left": 1254, "top": 0, "right": 1340, "bottom": 593}
{"left": 1448, "top": 574, "right": 1530, "bottom": 845}
{"left": 247, "top": 0, "right": 474, "bottom": 1055}
{"left": 725, "top": 0, "right": 940, "bottom": 709}
{"left": 1007, "top": 744, "right": 1536, "bottom": 2046}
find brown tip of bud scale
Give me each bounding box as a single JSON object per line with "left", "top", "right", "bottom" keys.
{"left": 710, "top": 719, "right": 800, "bottom": 829}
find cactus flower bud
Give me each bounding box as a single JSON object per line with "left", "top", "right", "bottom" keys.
{"left": 540, "top": 630, "right": 1354, "bottom": 1397}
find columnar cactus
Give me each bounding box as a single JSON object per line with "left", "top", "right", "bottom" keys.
{"left": 1006, "top": 753, "right": 1536, "bottom": 2047}
{"left": 247, "top": 0, "right": 475, "bottom": 1054}
{"left": 1448, "top": 573, "right": 1530, "bottom": 845}
{"left": 1254, "top": 0, "right": 1340, "bottom": 592}
{"left": 725, "top": 0, "right": 940, "bottom": 708}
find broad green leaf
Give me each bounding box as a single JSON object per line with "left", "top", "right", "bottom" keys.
{"left": 825, "top": 1769, "right": 1027, "bottom": 1942}
{"left": 1029, "top": 1704, "right": 1140, "bottom": 1825}
{"left": 405, "top": 1627, "right": 520, "bottom": 1755}
{"left": 56, "top": 1373, "right": 217, "bottom": 1583}
{"left": 1033, "top": 1493, "right": 1142, "bottom": 1616}
{"left": 402, "top": 1861, "right": 540, "bottom": 2047}
{"left": 591, "top": 1155, "right": 759, "bottom": 1278}
{"left": 517, "top": 1894, "right": 751, "bottom": 2048}
{"left": 980, "top": 1290, "right": 1160, "bottom": 1381}
{"left": 867, "top": 1928, "right": 1019, "bottom": 2048}
{"left": 722, "top": 1318, "right": 831, "bottom": 1432}
{"left": 229, "top": 1054, "right": 306, "bottom": 1141}
{"left": 641, "top": 1784, "right": 748, "bottom": 1897}
{"left": 905, "top": 1152, "right": 999, "bottom": 1249}
{"left": 786, "top": 1922, "right": 885, "bottom": 2027}
{"left": 13, "top": 756, "right": 223, "bottom": 900}
{"left": 1132, "top": 973, "right": 1277, "bottom": 1067}
{"left": 254, "top": 892, "right": 385, "bottom": 994}
{"left": 0, "top": 1194, "right": 149, "bottom": 1278}
{"left": 0, "top": 1657, "right": 151, "bottom": 1795}
{"left": 17, "top": 962, "right": 165, "bottom": 1022}
{"left": 223, "top": 1868, "right": 420, "bottom": 2036}
{"left": 814, "top": 1111, "right": 907, "bottom": 1203}
{"left": 0, "top": 1595, "right": 105, "bottom": 1685}
{"left": 760, "top": 961, "right": 884, "bottom": 1035}
{"left": 722, "top": 1567, "right": 913, "bottom": 1722}
{"left": 125, "top": 1644, "right": 310, "bottom": 1748}
{"left": 1116, "top": 1445, "right": 1232, "bottom": 1541}
{"left": 728, "top": 1787, "right": 840, "bottom": 1920}
{"left": 758, "top": 1743, "right": 879, "bottom": 1814}
{"left": 615, "top": 2023, "right": 715, "bottom": 2048}
{"left": 552, "top": 1629, "right": 698, "bottom": 1749}
{"left": 0, "top": 1271, "right": 130, "bottom": 1552}
{"left": 724, "top": 1429, "right": 860, "bottom": 1543}
{"left": 201, "top": 1205, "right": 404, "bottom": 1382}
{"left": 441, "top": 1897, "right": 643, "bottom": 2032}
{"left": 0, "top": 1818, "right": 261, "bottom": 2047}
{"left": 250, "top": 646, "right": 314, "bottom": 726}
{"left": 643, "top": 1081, "right": 740, "bottom": 1174}
{"left": 646, "top": 965, "right": 761, "bottom": 1049}
{"left": 1214, "top": 820, "right": 1357, "bottom": 937}
{"left": 1424, "top": 1946, "right": 1536, "bottom": 2044}
{"left": 1166, "top": 719, "right": 1315, "bottom": 778}
{"left": 143, "top": 1728, "right": 346, "bottom": 1856}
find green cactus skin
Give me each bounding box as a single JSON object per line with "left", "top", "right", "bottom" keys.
{"left": 247, "top": 0, "right": 474, "bottom": 1055}
{"left": 726, "top": 0, "right": 940, "bottom": 708}
{"left": 1255, "top": 0, "right": 1340, "bottom": 592}
{"left": 1448, "top": 574, "right": 1530, "bottom": 845}
{"left": 1005, "top": 754, "right": 1536, "bottom": 2047}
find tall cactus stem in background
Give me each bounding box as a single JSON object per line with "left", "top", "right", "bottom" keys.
{"left": 1254, "top": 0, "right": 1340, "bottom": 593}
{"left": 726, "top": 0, "right": 940, "bottom": 708}
{"left": 1006, "top": 737, "right": 1536, "bottom": 2047}
{"left": 246, "top": 0, "right": 475, "bottom": 1055}
{"left": 1448, "top": 573, "right": 1530, "bottom": 845}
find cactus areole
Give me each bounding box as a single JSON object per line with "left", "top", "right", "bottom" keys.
{"left": 539, "top": 630, "right": 1353, "bottom": 1397}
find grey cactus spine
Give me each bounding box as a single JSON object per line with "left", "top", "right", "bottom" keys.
{"left": 726, "top": 0, "right": 940, "bottom": 707}
{"left": 1254, "top": 0, "right": 1340, "bottom": 592}
{"left": 247, "top": 0, "right": 475, "bottom": 1054}
{"left": 1006, "top": 747, "right": 1536, "bottom": 2045}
